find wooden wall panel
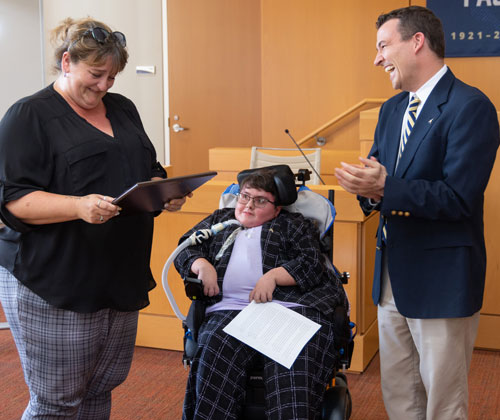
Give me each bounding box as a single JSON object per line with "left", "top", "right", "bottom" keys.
{"left": 483, "top": 145, "right": 500, "bottom": 316}
{"left": 445, "top": 57, "right": 500, "bottom": 110}
{"left": 259, "top": 0, "right": 500, "bottom": 154}
{"left": 260, "top": 0, "right": 406, "bottom": 150}
{"left": 333, "top": 222, "right": 359, "bottom": 326}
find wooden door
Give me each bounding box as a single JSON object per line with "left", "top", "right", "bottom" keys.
{"left": 166, "top": 0, "right": 262, "bottom": 176}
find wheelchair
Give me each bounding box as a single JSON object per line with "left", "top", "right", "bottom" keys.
{"left": 163, "top": 165, "right": 354, "bottom": 419}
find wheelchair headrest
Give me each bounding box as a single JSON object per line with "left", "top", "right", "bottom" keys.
{"left": 220, "top": 184, "right": 335, "bottom": 238}
{"left": 236, "top": 165, "right": 298, "bottom": 206}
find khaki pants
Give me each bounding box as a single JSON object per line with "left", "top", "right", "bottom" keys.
{"left": 378, "top": 258, "right": 479, "bottom": 420}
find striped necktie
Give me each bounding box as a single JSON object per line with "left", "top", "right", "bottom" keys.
{"left": 382, "top": 95, "right": 421, "bottom": 243}
{"left": 398, "top": 95, "right": 421, "bottom": 160}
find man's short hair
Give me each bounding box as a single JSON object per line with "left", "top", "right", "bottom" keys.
{"left": 376, "top": 6, "right": 445, "bottom": 59}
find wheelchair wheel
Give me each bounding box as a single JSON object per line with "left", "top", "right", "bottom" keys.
{"left": 321, "top": 373, "right": 352, "bottom": 420}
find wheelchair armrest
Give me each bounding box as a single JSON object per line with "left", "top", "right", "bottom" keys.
{"left": 184, "top": 276, "right": 204, "bottom": 300}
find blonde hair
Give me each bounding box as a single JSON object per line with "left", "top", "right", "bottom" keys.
{"left": 51, "top": 17, "right": 128, "bottom": 74}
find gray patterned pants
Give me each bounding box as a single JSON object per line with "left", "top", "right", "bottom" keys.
{"left": 0, "top": 266, "right": 138, "bottom": 420}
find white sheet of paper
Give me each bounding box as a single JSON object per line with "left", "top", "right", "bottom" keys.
{"left": 223, "top": 301, "right": 321, "bottom": 369}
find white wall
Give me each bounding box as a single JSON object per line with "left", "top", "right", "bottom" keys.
{"left": 0, "top": 0, "right": 44, "bottom": 118}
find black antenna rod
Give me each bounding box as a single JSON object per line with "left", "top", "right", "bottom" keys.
{"left": 284, "top": 129, "right": 326, "bottom": 185}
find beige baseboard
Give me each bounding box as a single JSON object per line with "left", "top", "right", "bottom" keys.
{"left": 136, "top": 313, "right": 183, "bottom": 351}
{"left": 475, "top": 313, "right": 500, "bottom": 350}
{"left": 348, "top": 317, "right": 379, "bottom": 373}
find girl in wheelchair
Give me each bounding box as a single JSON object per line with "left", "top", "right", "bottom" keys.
{"left": 174, "top": 166, "right": 349, "bottom": 420}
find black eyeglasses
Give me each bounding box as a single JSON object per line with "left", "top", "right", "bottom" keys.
{"left": 237, "top": 193, "right": 275, "bottom": 208}
{"left": 71, "top": 27, "right": 127, "bottom": 49}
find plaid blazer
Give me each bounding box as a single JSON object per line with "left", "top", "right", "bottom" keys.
{"left": 174, "top": 208, "right": 348, "bottom": 319}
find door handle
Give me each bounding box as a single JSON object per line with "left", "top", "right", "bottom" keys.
{"left": 172, "top": 123, "right": 187, "bottom": 133}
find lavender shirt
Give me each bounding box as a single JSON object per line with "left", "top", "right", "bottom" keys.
{"left": 206, "top": 225, "right": 301, "bottom": 313}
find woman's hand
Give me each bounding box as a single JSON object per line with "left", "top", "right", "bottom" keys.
{"left": 149, "top": 176, "right": 192, "bottom": 213}
{"left": 163, "top": 192, "right": 192, "bottom": 212}
{"left": 191, "top": 258, "right": 219, "bottom": 297}
{"left": 75, "top": 194, "right": 121, "bottom": 224}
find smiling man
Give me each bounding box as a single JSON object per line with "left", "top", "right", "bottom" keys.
{"left": 335, "top": 6, "right": 499, "bottom": 420}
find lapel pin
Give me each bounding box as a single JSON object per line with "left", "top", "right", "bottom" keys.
{"left": 428, "top": 118, "right": 434, "bottom": 124}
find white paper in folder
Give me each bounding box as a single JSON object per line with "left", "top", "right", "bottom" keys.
{"left": 223, "top": 301, "right": 321, "bottom": 369}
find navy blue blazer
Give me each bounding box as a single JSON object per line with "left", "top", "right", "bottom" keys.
{"left": 360, "top": 69, "right": 499, "bottom": 318}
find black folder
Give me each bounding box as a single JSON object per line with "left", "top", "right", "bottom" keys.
{"left": 112, "top": 171, "right": 217, "bottom": 214}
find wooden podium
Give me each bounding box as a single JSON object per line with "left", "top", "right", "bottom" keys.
{"left": 136, "top": 147, "right": 380, "bottom": 372}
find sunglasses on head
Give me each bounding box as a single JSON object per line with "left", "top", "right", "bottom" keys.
{"left": 72, "top": 26, "right": 127, "bottom": 49}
